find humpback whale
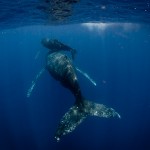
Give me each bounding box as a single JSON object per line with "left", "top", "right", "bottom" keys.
{"left": 46, "top": 48, "right": 120, "bottom": 141}
{"left": 45, "top": 0, "right": 79, "bottom": 21}
{"left": 27, "top": 39, "right": 96, "bottom": 98}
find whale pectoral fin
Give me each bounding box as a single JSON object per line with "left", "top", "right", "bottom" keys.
{"left": 54, "top": 100, "right": 120, "bottom": 142}
{"left": 75, "top": 67, "right": 97, "bottom": 86}
{"left": 27, "top": 67, "right": 45, "bottom": 98}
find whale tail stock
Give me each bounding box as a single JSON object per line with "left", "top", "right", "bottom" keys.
{"left": 55, "top": 99, "right": 121, "bottom": 142}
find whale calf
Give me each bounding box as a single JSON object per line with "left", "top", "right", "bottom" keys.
{"left": 41, "top": 38, "right": 76, "bottom": 59}
{"left": 46, "top": 51, "right": 120, "bottom": 142}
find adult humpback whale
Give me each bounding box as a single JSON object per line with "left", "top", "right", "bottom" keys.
{"left": 27, "top": 39, "right": 96, "bottom": 98}
{"left": 45, "top": 45, "right": 120, "bottom": 141}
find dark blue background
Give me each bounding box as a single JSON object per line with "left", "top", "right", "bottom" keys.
{"left": 0, "top": 24, "right": 150, "bottom": 150}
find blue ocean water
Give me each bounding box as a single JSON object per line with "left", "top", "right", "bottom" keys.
{"left": 0, "top": 0, "right": 150, "bottom": 29}
{"left": 0, "top": 1, "right": 150, "bottom": 150}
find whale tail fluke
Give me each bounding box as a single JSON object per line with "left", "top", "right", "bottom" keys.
{"left": 55, "top": 100, "right": 120, "bottom": 142}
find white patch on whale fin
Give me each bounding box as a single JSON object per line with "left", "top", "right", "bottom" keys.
{"left": 27, "top": 67, "right": 45, "bottom": 98}
{"left": 54, "top": 100, "right": 120, "bottom": 142}
{"left": 76, "top": 67, "right": 97, "bottom": 86}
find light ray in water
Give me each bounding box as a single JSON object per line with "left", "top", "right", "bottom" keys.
{"left": 34, "top": 50, "right": 41, "bottom": 60}
{"left": 27, "top": 68, "right": 45, "bottom": 98}
{"left": 76, "top": 67, "right": 97, "bottom": 86}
